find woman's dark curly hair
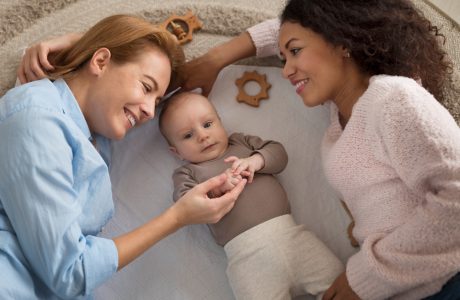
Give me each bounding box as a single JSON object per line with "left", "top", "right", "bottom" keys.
{"left": 281, "top": 0, "right": 452, "bottom": 102}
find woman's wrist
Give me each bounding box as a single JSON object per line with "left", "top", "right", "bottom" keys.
{"left": 67, "top": 33, "right": 83, "bottom": 45}
{"left": 164, "top": 204, "right": 186, "bottom": 229}
{"left": 49, "top": 32, "right": 83, "bottom": 49}
{"left": 113, "top": 207, "right": 182, "bottom": 270}
{"left": 205, "top": 47, "right": 227, "bottom": 73}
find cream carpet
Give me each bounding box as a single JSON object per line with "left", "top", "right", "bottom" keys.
{"left": 0, "top": 0, "right": 459, "bottom": 124}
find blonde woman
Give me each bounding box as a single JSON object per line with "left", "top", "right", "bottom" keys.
{"left": 0, "top": 14, "right": 245, "bottom": 299}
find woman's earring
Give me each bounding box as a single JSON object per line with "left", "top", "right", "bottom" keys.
{"left": 345, "top": 52, "right": 351, "bottom": 58}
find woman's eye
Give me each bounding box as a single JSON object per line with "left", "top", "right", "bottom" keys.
{"left": 204, "top": 121, "right": 212, "bottom": 128}
{"left": 290, "top": 48, "right": 300, "bottom": 56}
{"left": 142, "top": 83, "right": 152, "bottom": 93}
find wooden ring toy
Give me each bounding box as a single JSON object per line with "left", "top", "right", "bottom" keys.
{"left": 160, "top": 11, "right": 203, "bottom": 45}
{"left": 235, "top": 71, "right": 271, "bottom": 107}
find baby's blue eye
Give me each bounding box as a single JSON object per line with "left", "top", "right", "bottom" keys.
{"left": 183, "top": 133, "right": 192, "bottom": 139}
{"left": 204, "top": 121, "right": 212, "bottom": 128}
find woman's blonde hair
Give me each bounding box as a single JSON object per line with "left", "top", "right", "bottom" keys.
{"left": 48, "top": 14, "right": 185, "bottom": 86}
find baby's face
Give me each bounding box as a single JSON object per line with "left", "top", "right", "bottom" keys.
{"left": 164, "top": 94, "right": 228, "bottom": 163}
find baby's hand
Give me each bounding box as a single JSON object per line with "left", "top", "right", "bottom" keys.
{"left": 209, "top": 169, "right": 243, "bottom": 197}
{"left": 222, "top": 168, "right": 243, "bottom": 192}
{"left": 224, "top": 154, "right": 265, "bottom": 183}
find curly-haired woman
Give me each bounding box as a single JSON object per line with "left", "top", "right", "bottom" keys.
{"left": 182, "top": 1, "right": 460, "bottom": 299}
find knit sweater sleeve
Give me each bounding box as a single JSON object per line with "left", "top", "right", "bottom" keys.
{"left": 246, "top": 18, "right": 280, "bottom": 57}
{"left": 347, "top": 78, "right": 460, "bottom": 299}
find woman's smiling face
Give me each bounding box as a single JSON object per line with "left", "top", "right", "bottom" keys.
{"left": 279, "top": 21, "right": 348, "bottom": 107}
{"left": 85, "top": 46, "right": 172, "bottom": 140}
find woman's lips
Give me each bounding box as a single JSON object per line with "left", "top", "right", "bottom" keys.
{"left": 124, "top": 108, "right": 137, "bottom": 128}
{"left": 295, "top": 79, "right": 309, "bottom": 94}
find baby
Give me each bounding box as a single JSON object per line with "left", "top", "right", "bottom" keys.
{"left": 159, "top": 92, "right": 343, "bottom": 300}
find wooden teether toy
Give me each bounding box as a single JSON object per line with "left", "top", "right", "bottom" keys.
{"left": 235, "top": 71, "right": 271, "bottom": 107}
{"left": 161, "top": 11, "right": 203, "bottom": 45}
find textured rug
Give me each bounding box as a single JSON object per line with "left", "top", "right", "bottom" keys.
{"left": 0, "top": 0, "right": 458, "bottom": 123}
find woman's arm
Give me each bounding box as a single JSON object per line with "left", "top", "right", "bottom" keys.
{"left": 180, "top": 32, "right": 256, "bottom": 96}
{"left": 181, "top": 18, "right": 280, "bottom": 95}
{"left": 346, "top": 80, "right": 460, "bottom": 299}
{"left": 0, "top": 108, "right": 118, "bottom": 298}
{"left": 16, "top": 18, "right": 282, "bottom": 95}
{"left": 113, "top": 173, "right": 246, "bottom": 270}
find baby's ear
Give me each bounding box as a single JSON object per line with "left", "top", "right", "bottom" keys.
{"left": 169, "top": 146, "right": 183, "bottom": 160}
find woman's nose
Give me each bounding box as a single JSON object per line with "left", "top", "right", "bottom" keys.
{"left": 282, "top": 59, "right": 294, "bottom": 79}
{"left": 139, "top": 101, "right": 155, "bottom": 121}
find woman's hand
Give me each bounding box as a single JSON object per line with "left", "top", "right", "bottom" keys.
{"left": 17, "top": 33, "right": 82, "bottom": 84}
{"left": 224, "top": 154, "right": 265, "bottom": 183}
{"left": 114, "top": 173, "right": 246, "bottom": 270}
{"left": 180, "top": 31, "right": 256, "bottom": 96}
{"left": 323, "top": 272, "right": 361, "bottom": 300}
{"left": 179, "top": 50, "right": 224, "bottom": 96}
{"left": 173, "top": 173, "right": 247, "bottom": 225}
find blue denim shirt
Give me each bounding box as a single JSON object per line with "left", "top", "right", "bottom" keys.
{"left": 0, "top": 79, "right": 118, "bottom": 299}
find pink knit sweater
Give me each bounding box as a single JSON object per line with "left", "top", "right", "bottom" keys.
{"left": 248, "top": 19, "right": 460, "bottom": 300}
